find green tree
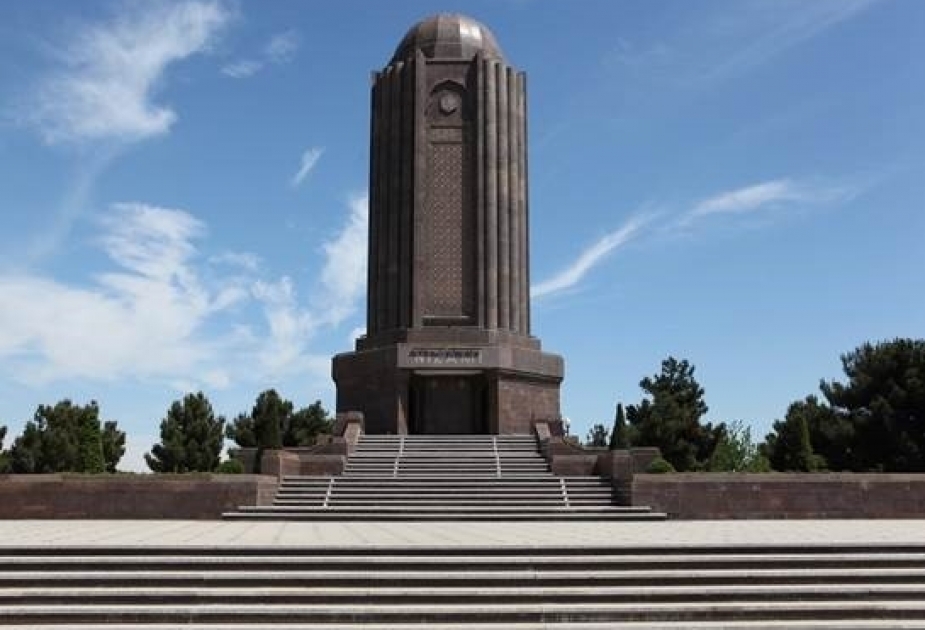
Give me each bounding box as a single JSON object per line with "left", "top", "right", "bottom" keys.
{"left": 100, "top": 421, "right": 126, "bottom": 473}
{"left": 225, "top": 413, "right": 256, "bottom": 447}
{"left": 253, "top": 389, "right": 287, "bottom": 449}
{"left": 608, "top": 403, "right": 629, "bottom": 450}
{"left": 8, "top": 400, "right": 123, "bottom": 473}
{"left": 762, "top": 399, "right": 824, "bottom": 471}
{"left": 227, "top": 392, "right": 333, "bottom": 449}
{"left": 625, "top": 357, "right": 724, "bottom": 471}
{"left": 0, "top": 425, "right": 9, "bottom": 473}
{"left": 762, "top": 339, "right": 925, "bottom": 472}
{"left": 145, "top": 392, "right": 225, "bottom": 473}
{"left": 285, "top": 400, "right": 332, "bottom": 446}
{"left": 77, "top": 408, "right": 105, "bottom": 474}
{"left": 762, "top": 395, "right": 834, "bottom": 471}
{"left": 585, "top": 423, "right": 610, "bottom": 447}
{"left": 708, "top": 420, "right": 770, "bottom": 472}
{"left": 821, "top": 338, "right": 925, "bottom": 471}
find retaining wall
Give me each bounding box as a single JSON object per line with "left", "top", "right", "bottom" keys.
{"left": 633, "top": 473, "right": 925, "bottom": 519}
{"left": 0, "top": 474, "right": 277, "bottom": 519}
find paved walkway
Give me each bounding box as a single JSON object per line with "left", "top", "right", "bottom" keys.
{"left": 2, "top": 520, "right": 925, "bottom": 548}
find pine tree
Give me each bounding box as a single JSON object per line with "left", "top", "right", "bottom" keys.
{"left": 625, "top": 357, "right": 723, "bottom": 471}
{"left": 101, "top": 421, "right": 126, "bottom": 473}
{"left": 821, "top": 338, "right": 925, "bottom": 471}
{"left": 0, "top": 426, "right": 9, "bottom": 473}
{"left": 608, "top": 403, "right": 629, "bottom": 450}
{"left": 146, "top": 392, "right": 225, "bottom": 473}
{"left": 77, "top": 408, "right": 105, "bottom": 474}
{"left": 8, "top": 400, "right": 123, "bottom": 473}
{"left": 285, "top": 400, "right": 332, "bottom": 446}
{"left": 227, "top": 392, "right": 333, "bottom": 450}
{"left": 252, "top": 389, "right": 288, "bottom": 450}
{"left": 762, "top": 398, "right": 824, "bottom": 472}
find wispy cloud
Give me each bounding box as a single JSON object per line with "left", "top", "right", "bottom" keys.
{"left": 0, "top": 204, "right": 224, "bottom": 384}
{"left": 701, "top": 0, "right": 880, "bottom": 82}
{"left": 605, "top": 0, "right": 879, "bottom": 88}
{"left": 251, "top": 276, "right": 319, "bottom": 377}
{"left": 209, "top": 251, "right": 261, "bottom": 272}
{"left": 264, "top": 30, "right": 300, "bottom": 64}
{"left": 13, "top": 2, "right": 231, "bottom": 264}
{"left": 690, "top": 179, "right": 800, "bottom": 218}
{"left": 0, "top": 193, "right": 367, "bottom": 389}
{"left": 532, "top": 174, "right": 862, "bottom": 301}
{"left": 222, "top": 29, "right": 300, "bottom": 79}
{"left": 684, "top": 178, "right": 860, "bottom": 224}
{"left": 220, "top": 59, "right": 261, "bottom": 79}
{"left": 291, "top": 147, "right": 324, "bottom": 187}
{"left": 319, "top": 194, "right": 368, "bottom": 324}
{"left": 25, "top": 149, "right": 118, "bottom": 265}
{"left": 532, "top": 217, "right": 645, "bottom": 299}
{"left": 23, "top": 1, "right": 231, "bottom": 144}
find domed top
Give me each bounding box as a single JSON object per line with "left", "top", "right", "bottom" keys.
{"left": 392, "top": 14, "right": 504, "bottom": 63}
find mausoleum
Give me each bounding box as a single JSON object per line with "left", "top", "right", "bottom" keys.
{"left": 333, "top": 14, "right": 563, "bottom": 435}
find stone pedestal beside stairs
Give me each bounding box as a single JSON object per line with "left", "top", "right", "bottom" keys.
{"left": 225, "top": 434, "right": 664, "bottom": 521}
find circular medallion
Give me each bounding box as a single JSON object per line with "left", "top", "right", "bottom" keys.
{"left": 439, "top": 93, "right": 459, "bottom": 114}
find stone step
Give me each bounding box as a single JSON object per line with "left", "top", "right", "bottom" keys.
{"left": 281, "top": 478, "right": 610, "bottom": 486}
{"left": 18, "top": 623, "right": 925, "bottom": 630}
{"left": 342, "top": 463, "right": 550, "bottom": 468}
{"left": 223, "top": 511, "right": 665, "bottom": 521}
{"left": 276, "top": 490, "right": 578, "bottom": 496}
{"left": 223, "top": 514, "right": 668, "bottom": 521}
{"left": 6, "top": 551, "right": 925, "bottom": 573}
{"left": 276, "top": 496, "right": 613, "bottom": 504}
{"left": 353, "top": 446, "right": 541, "bottom": 450}
{"left": 281, "top": 479, "right": 602, "bottom": 486}
{"left": 8, "top": 543, "right": 925, "bottom": 625}
{"left": 277, "top": 491, "right": 608, "bottom": 497}
{"left": 6, "top": 583, "right": 925, "bottom": 604}
{"left": 4, "top": 600, "right": 925, "bottom": 624}
{"left": 333, "top": 475, "right": 556, "bottom": 479}
{"left": 360, "top": 452, "right": 540, "bottom": 457}
{"left": 10, "top": 564, "right": 925, "bottom": 584}
{"left": 345, "top": 463, "right": 549, "bottom": 467}
{"left": 274, "top": 492, "right": 613, "bottom": 500}
{"left": 240, "top": 433, "right": 625, "bottom": 520}
{"left": 273, "top": 492, "right": 606, "bottom": 499}
{"left": 226, "top": 513, "right": 658, "bottom": 522}
{"left": 233, "top": 503, "right": 650, "bottom": 511}
{"left": 358, "top": 436, "right": 536, "bottom": 440}
{"left": 269, "top": 503, "right": 621, "bottom": 509}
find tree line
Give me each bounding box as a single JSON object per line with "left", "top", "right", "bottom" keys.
{"left": 3, "top": 338, "right": 922, "bottom": 474}
{"left": 0, "top": 389, "right": 331, "bottom": 474}
{"left": 585, "top": 338, "right": 925, "bottom": 473}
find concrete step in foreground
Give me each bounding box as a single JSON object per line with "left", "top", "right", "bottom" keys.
{"left": 3, "top": 545, "right": 925, "bottom": 627}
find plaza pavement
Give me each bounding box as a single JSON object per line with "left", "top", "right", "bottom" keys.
{"left": 2, "top": 519, "right": 925, "bottom": 548}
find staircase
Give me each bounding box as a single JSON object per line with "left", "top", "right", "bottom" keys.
{"left": 225, "top": 434, "right": 664, "bottom": 520}
{"left": 3, "top": 543, "right": 925, "bottom": 626}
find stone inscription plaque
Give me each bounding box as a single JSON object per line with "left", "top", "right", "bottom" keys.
{"left": 407, "top": 347, "right": 482, "bottom": 366}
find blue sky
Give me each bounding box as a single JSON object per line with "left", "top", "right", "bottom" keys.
{"left": 0, "top": 0, "right": 922, "bottom": 470}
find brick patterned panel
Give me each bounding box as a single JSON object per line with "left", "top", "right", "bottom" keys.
{"left": 423, "top": 140, "right": 474, "bottom": 318}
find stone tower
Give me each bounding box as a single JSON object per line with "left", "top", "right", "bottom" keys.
{"left": 332, "top": 14, "right": 563, "bottom": 434}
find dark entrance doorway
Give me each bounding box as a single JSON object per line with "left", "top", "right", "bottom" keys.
{"left": 409, "top": 374, "right": 487, "bottom": 434}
